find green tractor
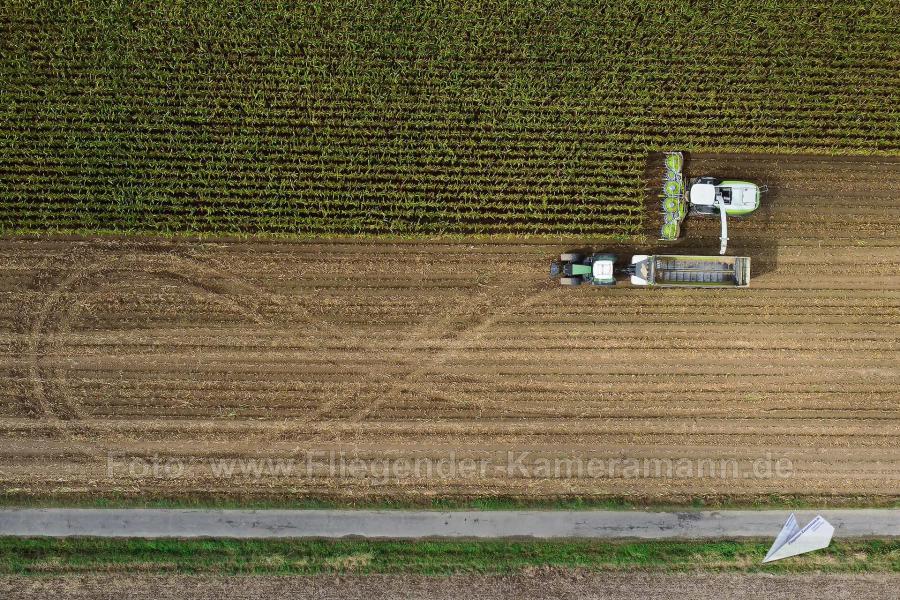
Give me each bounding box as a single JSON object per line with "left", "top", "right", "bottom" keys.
{"left": 549, "top": 252, "right": 617, "bottom": 286}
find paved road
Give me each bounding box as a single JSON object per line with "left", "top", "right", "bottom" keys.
{"left": 0, "top": 509, "right": 897, "bottom": 539}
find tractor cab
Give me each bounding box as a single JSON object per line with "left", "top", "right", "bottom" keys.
{"left": 592, "top": 259, "right": 614, "bottom": 280}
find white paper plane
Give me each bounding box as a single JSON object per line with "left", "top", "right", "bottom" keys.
{"left": 762, "top": 513, "right": 835, "bottom": 563}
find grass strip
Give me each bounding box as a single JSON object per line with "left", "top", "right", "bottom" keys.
{"left": 1, "top": 537, "right": 897, "bottom": 575}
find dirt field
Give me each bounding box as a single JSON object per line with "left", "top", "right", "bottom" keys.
{"left": 0, "top": 154, "right": 897, "bottom": 503}
{"left": 4, "top": 573, "right": 899, "bottom": 600}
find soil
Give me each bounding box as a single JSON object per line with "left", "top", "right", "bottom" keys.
{"left": 3, "top": 573, "right": 899, "bottom": 600}
{"left": 0, "top": 154, "right": 897, "bottom": 503}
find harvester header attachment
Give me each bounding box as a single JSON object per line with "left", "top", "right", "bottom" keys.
{"left": 660, "top": 151, "right": 687, "bottom": 241}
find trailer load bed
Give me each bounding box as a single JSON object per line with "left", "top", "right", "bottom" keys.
{"left": 631, "top": 255, "right": 751, "bottom": 288}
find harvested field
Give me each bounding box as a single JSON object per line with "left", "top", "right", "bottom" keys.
{"left": 4, "top": 574, "right": 900, "bottom": 600}
{"left": 0, "top": 155, "right": 897, "bottom": 503}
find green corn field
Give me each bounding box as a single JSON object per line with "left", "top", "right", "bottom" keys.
{"left": 1, "top": 0, "right": 898, "bottom": 238}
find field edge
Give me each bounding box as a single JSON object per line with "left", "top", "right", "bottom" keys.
{"left": 2, "top": 493, "right": 898, "bottom": 512}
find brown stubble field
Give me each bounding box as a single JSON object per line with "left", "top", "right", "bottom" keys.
{"left": 5, "top": 573, "right": 900, "bottom": 600}
{"left": 0, "top": 155, "right": 897, "bottom": 505}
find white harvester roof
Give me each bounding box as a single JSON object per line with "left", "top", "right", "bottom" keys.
{"left": 690, "top": 183, "right": 717, "bottom": 206}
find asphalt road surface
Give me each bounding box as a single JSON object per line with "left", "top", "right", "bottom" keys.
{"left": 1, "top": 509, "right": 897, "bottom": 538}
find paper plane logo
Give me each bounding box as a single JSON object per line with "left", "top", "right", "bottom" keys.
{"left": 762, "top": 513, "right": 835, "bottom": 563}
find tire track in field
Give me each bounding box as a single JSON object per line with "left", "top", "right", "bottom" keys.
{"left": 294, "top": 244, "right": 546, "bottom": 426}
{"left": 22, "top": 251, "right": 278, "bottom": 425}
{"left": 337, "top": 279, "right": 557, "bottom": 429}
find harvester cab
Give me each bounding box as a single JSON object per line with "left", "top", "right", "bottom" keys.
{"left": 659, "top": 152, "right": 767, "bottom": 254}
{"left": 688, "top": 177, "right": 761, "bottom": 215}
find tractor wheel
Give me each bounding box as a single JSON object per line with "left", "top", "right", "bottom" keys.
{"left": 559, "top": 277, "right": 582, "bottom": 286}
{"left": 559, "top": 252, "right": 583, "bottom": 262}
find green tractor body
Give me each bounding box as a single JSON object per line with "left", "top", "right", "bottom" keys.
{"left": 549, "top": 253, "right": 617, "bottom": 286}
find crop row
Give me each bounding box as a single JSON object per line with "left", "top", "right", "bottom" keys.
{"left": 6, "top": 76, "right": 898, "bottom": 108}
{"left": 6, "top": 62, "right": 898, "bottom": 85}
{"left": 5, "top": 104, "right": 898, "bottom": 138}
{"left": 4, "top": 120, "right": 893, "bottom": 147}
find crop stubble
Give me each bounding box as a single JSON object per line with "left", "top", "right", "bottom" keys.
{"left": 0, "top": 155, "right": 896, "bottom": 503}
{"left": 4, "top": 574, "right": 900, "bottom": 600}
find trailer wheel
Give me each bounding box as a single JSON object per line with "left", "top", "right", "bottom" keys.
{"left": 559, "top": 277, "right": 582, "bottom": 286}
{"left": 559, "top": 253, "right": 583, "bottom": 262}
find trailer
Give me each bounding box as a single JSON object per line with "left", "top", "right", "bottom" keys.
{"left": 550, "top": 253, "right": 751, "bottom": 288}
{"left": 629, "top": 254, "right": 751, "bottom": 288}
